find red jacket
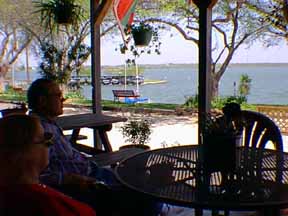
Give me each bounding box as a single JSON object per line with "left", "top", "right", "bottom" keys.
{"left": 0, "top": 184, "right": 96, "bottom": 216}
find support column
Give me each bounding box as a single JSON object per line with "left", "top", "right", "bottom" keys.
{"left": 192, "top": 0, "right": 217, "bottom": 145}
{"left": 90, "top": 0, "right": 102, "bottom": 149}
{"left": 90, "top": 0, "right": 102, "bottom": 115}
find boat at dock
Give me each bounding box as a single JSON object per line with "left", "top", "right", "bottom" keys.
{"left": 101, "top": 75, "right": 144, "bottom": 85}
{"left": 68, "top": 75, "right": 145, "bottom": 86}
{"left": 70, "top": 75, "right": 91, "bottom": 85}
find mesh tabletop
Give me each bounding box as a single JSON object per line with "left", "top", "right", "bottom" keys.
{"left": 115, "top": 145, "right": 288, "bottom": 211}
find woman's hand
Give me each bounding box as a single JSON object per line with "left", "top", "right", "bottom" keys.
{"left": 63, "top": 173, "right": 96, "bottom": 185}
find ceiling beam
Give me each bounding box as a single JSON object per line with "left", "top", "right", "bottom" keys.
{"left": 94, "top": 0, "right": 114, "bottom": 25}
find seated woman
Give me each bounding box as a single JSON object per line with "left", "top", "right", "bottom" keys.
{"left": 0, "top": 114, "right": 96, "bottom": 216}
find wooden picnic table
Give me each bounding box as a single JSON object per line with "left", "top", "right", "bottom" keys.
{"left": 56, "top": 113, "right": 127, "bottom": 152}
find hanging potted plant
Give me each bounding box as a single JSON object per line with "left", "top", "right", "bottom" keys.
{"left": 119, "top": 119, "right": 152, "bottom": 150}
{"left": 116, "top": 24, "right": 161, "bottom": 67}
{"left": 129, "top": 22, "right": 153, "bottom": 47}
{"left": 34, "top": 0, "right": 84, "bottom": 29}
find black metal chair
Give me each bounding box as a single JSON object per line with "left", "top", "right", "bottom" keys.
{"left": 204, "top": 110, "right": 284, "bottom": 216}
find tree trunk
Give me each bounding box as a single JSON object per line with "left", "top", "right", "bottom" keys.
{"left": 25, "top": 47, "right": 30, "bottom": 84}
{"left": 0, "top": 76, "right": 5, "bottom": 93}
{"left": 0, "top": 64, "right": 10, "bottom": 93}
{"left": 211, "top": 75, "right": 220, "bottom": 99}
{"left": 59, "top": 83, "right": 68, "bottom": 95}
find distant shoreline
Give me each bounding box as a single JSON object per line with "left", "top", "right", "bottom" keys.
{"left": 102, "top": 62, "right": 288, "bottom": 69}
{"left": 14, "top": 62, "right": 288, "bottom": 73}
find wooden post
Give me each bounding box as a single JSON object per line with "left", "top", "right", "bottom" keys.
{"left": 284, "top": 0, "right": 288, "bottom": 22}
{"left": 90, "top": 0, "right": 101, "bottom": 149}
{"left": 90, "top": 0, "right": 114, "bottom": 149}
{"left": 192, "top": 0, "right": 217, "bottom": 145}
{"left": 90, "top": 0, "right": 102, "bottom": 115}
{"left": 192, "top": 1, "right": 217, "bottom": 214}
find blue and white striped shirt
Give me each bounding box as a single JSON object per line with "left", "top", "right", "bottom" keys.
{"left": 37, "top": 115, "right": 94, "bottom": 185}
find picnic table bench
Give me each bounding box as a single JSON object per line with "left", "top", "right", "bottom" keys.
{"left": 56, "top": 113, "right": 147, "bottom": 167}
{"left": 112, "top": 89, "right": 140, "bottom": 102}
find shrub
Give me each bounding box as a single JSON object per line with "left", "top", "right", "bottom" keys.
{"left": 120, "top": 119, "right": 151, "bottom": 145}
{"left": 183, "top": 95, "right": 247, "bottom": 110}
{"left": 183, "top": 94, "right": 199, "bottom": 108}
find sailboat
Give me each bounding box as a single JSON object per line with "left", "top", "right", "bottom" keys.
{"left": 121, "top": 62, "right": 149, "bottom": 104}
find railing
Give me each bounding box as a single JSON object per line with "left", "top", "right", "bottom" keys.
{"left": 256, "top": 105, "right": 288, "bottom": 135}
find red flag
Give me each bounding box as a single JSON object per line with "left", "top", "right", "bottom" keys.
{"left": 113, "top": 0, "right": 138, "bottom": 43}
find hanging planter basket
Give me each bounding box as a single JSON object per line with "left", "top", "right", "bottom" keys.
{"left": 130, "top": 22, "right": 154, "bottom": 47}
{"left": 34, "top": 0, "right": 83, "bottom": 28}
{"left": 53, "top": 0, "right": 82, "bottom": 25}
{"left": 132, "top": 29, "right": 153, "bottom": 47}
{"left": 54, "top": 4, "right": 74, "bottom": 24}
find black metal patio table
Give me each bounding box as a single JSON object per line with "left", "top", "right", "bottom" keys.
{"left": 115, "top": 145, "right": 288, "bottom": 216}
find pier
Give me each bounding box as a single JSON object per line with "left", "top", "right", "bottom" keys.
{"left": 68, "top": 75, "right": 145, "bottom": 87}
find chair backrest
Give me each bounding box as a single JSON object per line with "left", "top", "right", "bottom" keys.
{"left": 235, "top": 110, "right": 283, "bottom": 151}
{"left": 234, "top": 110, "right": 284, "bottom": 183}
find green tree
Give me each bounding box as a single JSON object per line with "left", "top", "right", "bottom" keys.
{"left": 37, "top": 40, "right": 90, "bottom": 84}
{"left": 0, "top": 0, "right": 114, "bottom": 88}
{"left": 132, "top": 0, "right": 281, "bottom": 100}
{"left": 246, "top": 0, "right": 288, "bottom": 41}
{"left": 0, "top": 0, "right": 35, "bottom": 91}
{"left": 238, "top": 74, "right": 252, "bottom": 99}
{"left": 27, "top": 0, "right": 91, "bottom": 85}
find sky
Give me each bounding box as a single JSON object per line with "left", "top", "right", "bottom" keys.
{"left": 19, "top": 31, "right": 288, "bottom": 67}
{"left": 100, "top": 33, "right": 288, "bottom": 66}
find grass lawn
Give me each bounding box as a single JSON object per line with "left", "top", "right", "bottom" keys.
{"left": 0, "top": 87, "right": 256, "bottom": 111}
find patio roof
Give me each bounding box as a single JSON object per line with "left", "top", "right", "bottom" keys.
{"left": 90, "top": 0, "right": 217, "bottom": 144}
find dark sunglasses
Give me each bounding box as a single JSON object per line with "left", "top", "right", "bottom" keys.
{"left": 33, "top": 132, "right": 54, "bottom": 147}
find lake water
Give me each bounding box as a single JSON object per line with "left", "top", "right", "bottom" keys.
{"left": 15, "top": 63, "right": 288, "bottom": 105}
